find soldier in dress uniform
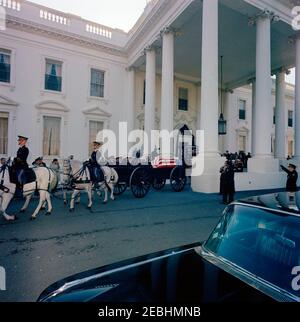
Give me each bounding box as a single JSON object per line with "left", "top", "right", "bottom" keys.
{"left": 280, "top": 163, "right": 298, "bottom": 192}
{"left": 89, "top": 141, "right": 104, "bottom": 183}
{"left": 13, "top": 135, "right": 29, "bottom": 185}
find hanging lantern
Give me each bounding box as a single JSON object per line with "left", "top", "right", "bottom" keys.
{"left": 218, "top": 113, "right": 227, "bottom": 135}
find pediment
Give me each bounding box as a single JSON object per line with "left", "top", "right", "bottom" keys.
{"left": 35, "top": 100, "right": 69, "bottom": 112}
{"left": 0, "top": 95, "right": 19, "bottom": 107}
{"left": 83, "top": 106, "right": 112, "bottom": 118}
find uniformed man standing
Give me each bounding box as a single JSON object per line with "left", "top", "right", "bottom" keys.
{"left": 14, "top": 135, "right": 29, "bottom": 184}
{"left": 280, "top": 164, "right": 298, "bottom": 192}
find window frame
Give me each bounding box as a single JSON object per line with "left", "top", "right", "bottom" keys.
{"left": 0, "top": 111, "right": 9, "bottom": 155}
{"left": 90, "top": 68, "right": 105, "bottom": 99}
{"left": 238, "top": 98, "right": 247, "bottom": 121}
{"left": 288, "top": 110, "right": 293, "bottom": 128}
{"left": 0, "top": 46, "right": 15, "bottom": 88}
{"left": 42, "top": 115, "right": 62, "bottom": 157}
{"left": 178, "top": 87, "right": 189, "bottom": 111}
{"left": 41, "top": 55, "right": 66, "bottom": 95}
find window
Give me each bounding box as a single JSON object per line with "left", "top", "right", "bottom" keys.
{"left": 0, "top": 112, "right": 8, "bottom": 154}
{"left": 238, "top": 135, "right": 246, "bottom": 152}
{"left": 238, "top": 99, "right": 246, "bottom": 120}
{"left": 90, "top": 69, "right": 105, "bottom": 98}
{"left": 288, "top": 111, "right": 293, "bottom": 128}
{"left": 45, "top": 59, "right": 62, "bottom": 92}
{"left": 178, "top": 88, "right": 188, "bottom": 111}
{"left": 0, "top": 49, "right": 11, "bottom": 83}
{"left": 43, "top": 116, "right": 61, "bottom": 156}
{"left": 89, "top": 120, "right": 103, "bottom": 155}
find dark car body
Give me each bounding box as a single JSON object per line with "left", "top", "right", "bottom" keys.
{"left": 38, "top": 192, "right": 300, "bottom": 302}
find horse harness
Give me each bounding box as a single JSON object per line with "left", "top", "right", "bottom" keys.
{"left": 0, "top": 165, "right": 10, "bottom": 194}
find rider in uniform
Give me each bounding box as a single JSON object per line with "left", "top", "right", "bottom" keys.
{"left": 89, "top": 141, "right": 104, "bottom": 184}
{"left": 14, "top": 135, "right": 29, "bottom": 185}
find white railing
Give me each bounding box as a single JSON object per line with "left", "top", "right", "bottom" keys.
{"left": 39, "top": 9, "right": 70, "bottom": 26}
{"left": 85, "top": 23, "right": 112, "bottom": 39}
{"left": 3, "top": 1, "right": 128, "bottom": 46}
{"left": 0, "top": 0, "right": 21, "bottom": 11}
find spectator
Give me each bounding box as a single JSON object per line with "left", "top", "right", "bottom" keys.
{"left": 50, "top": 158, "right": 61, "bottom": 182}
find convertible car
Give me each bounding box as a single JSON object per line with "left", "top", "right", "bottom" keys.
{"left": 38, "top": 192, "right": 300, "bottom": 302}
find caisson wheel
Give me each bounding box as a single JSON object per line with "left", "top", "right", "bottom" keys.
{"left": 113, "top": 182, "right": 127, "bottom": 196}
{"left": 170, "top": 166, "right": 187, "bottom": 192}
{"left": 129, "top": 167, "right": 151, "bottom": 198}
{"left": 152, "top": 177, "right": 166, "bottom": 190}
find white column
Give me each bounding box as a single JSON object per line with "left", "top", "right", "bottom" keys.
{"left": 127, "top": 68, "right": 135, "bottom": 133}
{"left": 160, "top": 30, "right": 174, "bottom": 133}
{"left": 252, "top": 15, "right": 273, "bottom": 158}
{"left": 251, "top": 80, "right": 256, "bottom": 154}
{"left": 196, "top": 84, "right": 201, "bottom": 132}
{"left": 294, "top": 36, "right": 300, "bottom": 159}
{"left": 144, "top": 48, "right": 156, "bottom": 153}
{"left": 274, "top": 71, "right": 286, "bottom": 159}
{"left": 200, "top": 0, "right": 219, "bottom": 156}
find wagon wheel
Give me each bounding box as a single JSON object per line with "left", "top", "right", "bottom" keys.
{"left": 152, "top": 177, "right": 166, "bottom": 190}
{"left": 130, "top": 167, "right": 151, "bottom": 198}
{"left": 170, "top": 166, "right": 186, "bottom": 192}
{"left": 113, "top": 181, "right": 128, "bottom": 196}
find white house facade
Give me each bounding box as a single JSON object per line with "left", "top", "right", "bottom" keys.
{"left": 0, "top": 0, "right": 299, "bottom": 193}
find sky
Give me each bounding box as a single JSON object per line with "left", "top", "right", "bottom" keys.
{"left": 29, "top": 0, "right": 148, "bottom": 32}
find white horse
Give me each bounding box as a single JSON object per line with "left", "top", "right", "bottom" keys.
{"left": 0, "top": 163, "right": 57, "bottom": 221}
{"left": 0, "top": 163, "right": 17, "bottom": 221}
{"left": 61, "top": 158, "right": 118, "bottom": 212}
{"left": 19, "top": 167, "right": 58, "bottom": 220}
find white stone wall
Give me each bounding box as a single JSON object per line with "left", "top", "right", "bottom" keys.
{"left": 0, "top": 26, "right": 128, "bottom": 162}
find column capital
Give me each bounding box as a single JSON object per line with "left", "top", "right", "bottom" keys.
{"left": 247, "top": 77, "right": 256, "bottom": 84}
{"left": 160, "top": 26, "right": 182, "bottom": 38}
{"left": 126, "top": 66, "right": 137, "bottom": 72}
{"left": 141, "top": 45, "right": 159, "bottom": 57}
{"left": 248, "top": 9, "right": 279, "bottom": 27}
{"left": 272, "top": 66, "right": 290, "bottom": 76}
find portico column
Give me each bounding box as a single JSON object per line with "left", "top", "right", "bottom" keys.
{"left": 160, "top": 29, "right": 174, "bottom": 133}
{"left": 251, "top": 79, "right": 256, "bottom": 154}
{"left": 274, "top": 70, "right": 287, "bottom": 159}
{"left": 252, "top": 14, "right": 273, "bottom": 158}
{"left": 127, "top": 68, "right": 135, "bottom": 133}
{"left": 294, "top": 35, "right": 300, "bottom": 159}
{"left": 200, "top": 0, "right": 219, "bottom": 156}
{"left": 144, "top": 48, "right": 156, "bottom": 153}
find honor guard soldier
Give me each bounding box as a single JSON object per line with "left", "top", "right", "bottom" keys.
{"left": 89, "top": 141, "right": 104, "bottom": 184}
{"left": 14, "top": 135, "right": 29, "bottom": 185}
{"left": 280, "top": 163, "right": 298, "bottom": 193}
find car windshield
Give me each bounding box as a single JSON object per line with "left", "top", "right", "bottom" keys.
{"left": 204, "top": 204, "right": 300, "bottom": 299}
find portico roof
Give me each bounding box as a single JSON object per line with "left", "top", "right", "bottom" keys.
{"left": 129, "top": 0, "right": 297, "bottom": 89}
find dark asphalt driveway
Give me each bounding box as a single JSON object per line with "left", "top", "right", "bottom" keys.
{"left": 0, "top": 186, "right": 277, "bottom": 302}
